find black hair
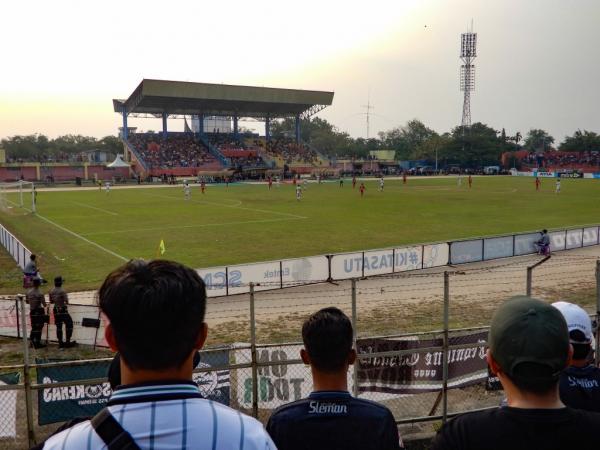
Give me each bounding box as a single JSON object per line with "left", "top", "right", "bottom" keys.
{"left": 32, "top": 278, "right": 41, "bottom": 287}
{"left": 542, "top": 229, "right": 548, "bottom": 234}
{"left": 99, "top": 259, "right": 207, "bottom": 371}
{"left": 302, "top": 307, "right": 353, "bottom": 373}
{"left": 570, "top": 330, "right": 592, "bottom": 361}
{"left": 30, "top": 254, "right": 36, "bottom": 260}
{"left": 54, "top": 277, "right": 63, "bottom": 287}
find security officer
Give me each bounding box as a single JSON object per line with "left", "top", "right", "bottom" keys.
{"left": 26, "top": 278, "right": 46, "bottom": 349}
{"left": 49, "top": 276, "right": 76, "bottom": 348}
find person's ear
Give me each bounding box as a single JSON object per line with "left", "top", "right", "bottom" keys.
{"left": 486, "top": 349, "right": 502, "bottom": 375}
{"left": 300, "top": 348, "right": 311, "bottom": 365}
{"left": 348, "top": 349, "right": 357, "bottom": 366}
{"left": 105, "top": 324, "right": 118, "bottom": 352}
{"left": 195, "top": 323, "right": 208, "bottom": 350}
{"left": 567, "top": 344, "right": 574, "bottom": 366}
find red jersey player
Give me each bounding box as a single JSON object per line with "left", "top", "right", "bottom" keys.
{"left": 359, "top": 182, "right": 365, "bottom": 197}
{"left": 468, "top": 175, "right": 472, "bottom": 188}
{"left": 535, "top": 177, "right": 541, "bottom": 191}
{"left": 268, "top": 176, "right": 273, "bottom": 190}
{"left": 200, "top": 180, "right": 206, "bottom": 194}
{"left": 402, "top": 172, "right": 407, "bottom": 185}
{"left": 352, "top": 176, "right": 357, "bottom": 189}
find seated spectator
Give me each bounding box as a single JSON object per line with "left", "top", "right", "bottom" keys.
{"left": 432, "top": 296, "right": 600, "bottom": 450}
{"left": 42, "top": 259, "right": 274, "bottom": 450}
{"left": 266, "top": 307, "right": 403, "bottom": 450}
{"left": 553, "top": 301, "right": 600, "bottom": 412}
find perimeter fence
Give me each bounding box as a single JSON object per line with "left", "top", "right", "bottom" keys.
{"left": 1, "top": 251, "right": 600, "bottom": 448}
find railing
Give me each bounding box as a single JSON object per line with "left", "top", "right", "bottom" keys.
{"left": 121, "top": 138, "right": 149, "bottom": 171}
{"left": 198, "top": 135, "right": 230, "bottom": 167}
{"left": 0, "top": 223, "right": 32, "bottom": 270}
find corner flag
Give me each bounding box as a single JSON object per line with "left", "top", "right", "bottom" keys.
{"left": 158, "top": 239, "right": 166, "bottom": 257}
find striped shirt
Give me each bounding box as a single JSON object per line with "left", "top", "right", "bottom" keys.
{"left": 43, "top": 381, "right": 276, "bottom": 450}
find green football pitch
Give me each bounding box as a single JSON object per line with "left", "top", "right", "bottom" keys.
{"left": 2, "top": 176, "right": 600, "bottom": 293}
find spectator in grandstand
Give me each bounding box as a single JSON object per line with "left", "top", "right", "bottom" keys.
{"left": 266, "top": 307, "right": 403, "bottom": 450}
{"left": 552, "top": 301, "right": 600, "bottom": 412}
{"left": 432, "top": 296, "right": 600, "bottom": 450}
{"left": 26, "top": 278, "right": 47, "bottom": 349}
{"left": 42, "top": 259, "right": 274, "bottom": 450}
{"left": 49, "top": 276, "right": 76, "bottom": 348}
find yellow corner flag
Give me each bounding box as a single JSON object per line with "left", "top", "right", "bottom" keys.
{"left": 157, "top": 239, "right": 166, "bottom": 257}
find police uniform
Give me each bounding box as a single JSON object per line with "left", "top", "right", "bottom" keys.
{"left": 26, "top": 287, "right": 46, "bottom": 348}
{"left": 266, "top": 390, "right": 403, "bottom": 450}
{"left": 49, "top": 286, "right": 74, "bottom": 347}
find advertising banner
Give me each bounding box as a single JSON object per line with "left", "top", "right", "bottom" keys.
{"left": 281, "top": 256, "right": 329, "bottom": 287}
{"left": 514, "top": 233, "right": 541, "bottom": 256}
{"left": 450, "top": 240, "right": 483, "bottom": 264}
{"left": 36, "top": 359, "right": 112, "bottom": 425}
{"left": 0, "top": 298, "right": 19, "bottom": 339}
{"left": 0, "top": 372, "right": 19, "bottom": 437}
{"left": 192, "top": 349, "right": 231, "bottom": 406}
{"left": 566, "top": 229, "right": 583, "bottom": 249}
{"left": 197, "top": 266, "right": 228, "bottom": 297}
{"left": 483, "top": 236, "right": 514, "bottom": 260}
{"left": 357, "top": 331, "right": 488, "bottom": 394}
{"left": 583, "top": 227, "right": 599, "bottom": 247}
{"left": 228, "top": 261, "right": 283, "bottom": 295}
{"left": 331, "top": 252, "right": 364, "bottom": 280}
{"left": 393, "top": 246, "right": 423, "bottom": 273}
{"left": 550, "top": 231, "right": 566, "bottom": 251}
{"left": 422, "top": 243, "right": 449, "bottom": 268}
{"left": 362, "top": 249, "right": 395, "bottom": 277}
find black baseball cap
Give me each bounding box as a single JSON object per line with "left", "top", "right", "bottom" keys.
{"left": 488, "top": 296, "right": 569, "bottom": 382}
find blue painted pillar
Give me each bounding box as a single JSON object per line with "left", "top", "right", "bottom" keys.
{"left": 162, "top": 112, "right": 168, "bottom": 139}
{"left": 265, "top": 116, "right": 271, "bottom": 141}
{"left": 198, "top": 114, "right": 204, "bottom": 136}
{"left": 233, "top": 115, "right": 239, "bottom": 139}
{"left": 295, "top": 114, "right": 301, "bottom": 144}
{"left": 121, "top": 106, "right": 128, "bottom": 139}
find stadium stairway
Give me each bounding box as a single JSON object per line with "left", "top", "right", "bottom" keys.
{"left": 121, "top": 138, "right": 149, "bottom": 171}
{"left": 198, "top": 136, "right": 231, "bottom": 168}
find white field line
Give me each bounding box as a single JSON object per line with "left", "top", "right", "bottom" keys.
{"left": 5, "top": 198, "right": 127, "bottom": 262}
{"left": 81, "top": 217, "right": 301, "bottom": 236}
{"left": 71, "top": 201, "right": 119, "bottom": 216}
{"left": 146, "top": 193, "right": 308, "bottom": 219}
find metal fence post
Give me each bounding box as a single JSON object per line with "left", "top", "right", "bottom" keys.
{"left": 351, "top": 279, "right": 359, "bottom": 397}
{"left": 442, "top": 271, "right": 450, "bottom": 424}
{"left": 15, "top": 296, "right": 21, "bottom": 338}
{"left": 526, "top": 267, "right": 533, "bottom": 297}
{"left": 596, "top": 260, "right": 600, "bottom": 363}
{"left": 249, "top": 283, "right": 259, "bottom": 419}
{"left": 19, "top": 295, "right": 36, "bottom": 447}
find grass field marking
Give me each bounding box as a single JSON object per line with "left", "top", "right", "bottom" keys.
{"left": 71, "top": 201, "right": 119, "bottom": 216}
{"left": 79, "top": 217, "right": 302, "bottom": 236}
{"left": 146, "top": 192, "right": 308, "bottom": 220}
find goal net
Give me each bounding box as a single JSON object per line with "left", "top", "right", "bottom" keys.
{"left": 0, "top": 181, "right": 36, "bottom": 213}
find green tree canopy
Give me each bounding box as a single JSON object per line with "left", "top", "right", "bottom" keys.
{"left": 523, "top": 129, "right": 554, "bottom": 151}
{"left": 559, "top": 130, "right": 600, "bottom": 152}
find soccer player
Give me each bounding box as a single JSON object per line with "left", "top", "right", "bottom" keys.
{"left": 42, "top": 260, "right": 275, "bottom": 449}
{"left": 555, "top": 177, "right": 561, "bottom": 194}
{"left": 200, "top": 180, "right": 206, "bottom": 194}
{"left": 535, "top": 176, "right": 541, "bottom": 191}
{"left": 268, "top": 176, "right": 273, "bottom": 190}
{"left": 266, "top": 308, "right": 403, "bottom": 450}
{"left": 339, "top": 177, "right": 344, "bottom": 187}
{"left": 402, "top": 172, "right": 407, "bottom": 185}
{"left": 104, "top": 181, "right": 110, "bottom": 195}
{"left": 553, "top": 301, "right": 600, "bottom": 412}
{"left": 359, "top": 182, "right": 365, "bottom": 197}
{"left": 468, "top": 174, "right": 472, "bottom": 188}
{"left": 183, "top": 180, "right": 191, "bottom": 200}
{"left": 457, "top": 174, "right": 463, "bottom": 187}
{"left": 352, "top": 175, "right": 357, "bottom": 189}
{"left": 296, "top": 184, "right": 302, "bottom": 201}
{"left": 379, "top": 176, "right": 384, "bottom": 192}
{"left": 432, "top": 296, "right": 600, "bottom": 450}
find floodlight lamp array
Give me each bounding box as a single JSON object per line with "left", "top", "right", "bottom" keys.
{"left": 460, "top": 33, "right": 477, "bottom": 58}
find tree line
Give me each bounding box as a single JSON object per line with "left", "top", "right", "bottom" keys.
{"left": 1, "top": 135, "right": 122, "bottom": 162}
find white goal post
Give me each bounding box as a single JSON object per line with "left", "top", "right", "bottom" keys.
{"left": 0, "top": 180, "right": 36, "bottom": 213}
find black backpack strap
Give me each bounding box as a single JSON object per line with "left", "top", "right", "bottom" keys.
{"left": 91, "top": 408, "right": 141, "bottom": 450}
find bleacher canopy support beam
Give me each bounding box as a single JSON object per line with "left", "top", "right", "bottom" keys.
{"left": 233, "top": 115, "right": 239, "bottom": 139}
{"left": 122, "top": 107, "right": 129, "bottom": 139}
{"left": 265, "top": 116, "right": 271, "bottom": 141}
{"left": 198, "top": 114, "right": 204, "bottom": 136}
{"left": 162, "top": 112, "right": 168, "bottom": 139}
{"left": 295, "top": 114, "right": 301, "bottom": 144}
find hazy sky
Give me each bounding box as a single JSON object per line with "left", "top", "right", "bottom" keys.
{"left": 1, "top": 0, "right": 599, "bottom": 142}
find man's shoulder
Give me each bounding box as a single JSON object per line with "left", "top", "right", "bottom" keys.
{"left": 42, "top": 420, "right": 97, "bottom": 449}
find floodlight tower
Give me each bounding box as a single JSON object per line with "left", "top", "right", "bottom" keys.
{"left": 361, "top": 91, "right": 374, "bottom": 139}
{"left": 460, "top": 24, "right": 477, "bottom": 128}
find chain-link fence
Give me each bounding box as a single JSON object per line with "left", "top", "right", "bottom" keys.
{"left": 1, "top": 249, "right": 600, "bottom": 448}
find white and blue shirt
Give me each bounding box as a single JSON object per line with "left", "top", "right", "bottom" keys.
{"left": 43, "top": 381, "right": 276, "bottom": 450}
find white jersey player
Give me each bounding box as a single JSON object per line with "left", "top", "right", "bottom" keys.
{"left": 379, "top": 177, "right": 384, "bottom": 192}
{"left": 457, "top": 175, "right": 463, "bottom": 187}
{"left": 555, "top": 178, "right": 561, "bottom": 194}
{"left": 183, "top": 181, "right": 191, "bottom": 200}
{"left": 296, "top": 184, "right": 302, "bottom": 201}
{"left": 104, "top": 181, "right": 111, "bottom": 194}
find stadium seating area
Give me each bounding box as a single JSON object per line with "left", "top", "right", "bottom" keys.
{"left": 523, "top": 151, "right": 600, "bottom": 168}
{"left": 265, "top": 139, "right": 319, "bottom": 165}
{"left": 127, "top": 133, "right": 221, "bottom": 170}
{"left": 207, "top": 134, "right": 267, "bottom": 168}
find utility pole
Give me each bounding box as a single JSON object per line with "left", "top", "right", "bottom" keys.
{"left": 361, "top": 90, "right": 374, "bottom": 140}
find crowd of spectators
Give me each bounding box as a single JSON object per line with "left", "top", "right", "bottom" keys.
{"left": 523, "top": 151, "right": 600, "bottom": 168}
{"left": 263, "top": 138, "right": 319, "bottom": 165}
{"left": 128, "top": 133, "right": 217, "bottom": 169}
{"left": 207, "top": 134, "right": 267, "bottom": 168}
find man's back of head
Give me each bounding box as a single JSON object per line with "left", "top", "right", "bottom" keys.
{"left": 267, "top": 307, "right": 402, "bottom": 450}
{"left": 432, "top": 296, "right": 600, "bottom": 450}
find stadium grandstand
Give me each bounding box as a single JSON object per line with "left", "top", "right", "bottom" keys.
{"left": 502, "top": 149, "right": 600, "bottom": 173}
{"left": 113, "top": 79, "right": 334, "bottom": 178}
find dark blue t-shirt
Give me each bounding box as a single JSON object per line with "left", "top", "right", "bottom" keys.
{"left": 559, "top": 365, "right": 600, "bottom": 412}
{"left": 266, "top": 391, "right": 402, "bottom": 450}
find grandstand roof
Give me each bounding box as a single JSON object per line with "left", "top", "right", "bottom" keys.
{"left": 113, "top": 79, "right": 334, "bottom": 119}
